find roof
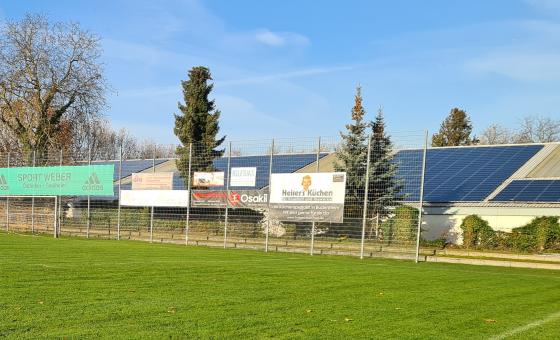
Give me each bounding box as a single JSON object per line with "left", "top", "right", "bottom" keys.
{"left": 84, "top": 142, "right": 560, "bottom": 205}
{"left": 87, "top": 153, "right": 327, "bottom": 199}
{"left": 395, "top": 144, "right": 545, "bottom": 202}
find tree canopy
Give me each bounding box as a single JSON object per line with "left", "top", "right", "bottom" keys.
{"left": 0, "top": 14, "right": 108, "bottom": 160}
{"left": 334, "top": 85, "right": 368, "bottom": 218}
{"left": 432, "top": 108, "right": 478, "bottom": 147}
{"left": 174, "top": 66, "right": 225, "bottom": 181}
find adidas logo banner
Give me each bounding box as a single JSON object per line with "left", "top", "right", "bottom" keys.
{"left": 0, "top": 174, "right": 8, "bottom": 190}
{"left": 0, "top": 165, "right": 114, "bottom": 196}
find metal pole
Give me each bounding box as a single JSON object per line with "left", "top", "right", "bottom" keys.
{"left": 117, "top": 145, "right": 123, "bottom": 240}
{"left": 310, "top": 137, "right": 321, "bottom": 256}
{"left": 150, "top": 145, "right": 155, "bottom": 243}
{"left": 415, "top": 130, "right": 429, "bottom": 263}
{"left": 31, "top": 151, "right": 36, "bottom": 233}
{"left": 5, "top": 152, "right": 9, "bottom": 231}
{"left": 224, "top": 141, "right": 232, "bottom": 249}
{"left": 57, "top": 149, "right": 63, "bottom": 238}
{"left": 53, "top": 196, "right": 57, "bottom": 238}
{"left": 185, "top": 143, "right": 192, "bottom": 245}
{"left": 265, "top": 139, "right": 274, "bottom": 252}
{"left": 86, "top": 147, "right": 91, "bottom": 238}
{"left": 360, "top": 135, "right": 372, "bottom": 259}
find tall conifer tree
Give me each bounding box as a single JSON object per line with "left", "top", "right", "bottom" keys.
{"left": 335, "top": 86, "right": 368, "bottom": 217}
{"left": 174, "top": 66, "right": 225, "bottom": 182}
{"left": 367, "top": 108, "right": 402, "bottom": 218}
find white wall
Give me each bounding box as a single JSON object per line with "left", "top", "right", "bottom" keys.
{"left": 421, "top": 206, "right": 560, "bottom": 244}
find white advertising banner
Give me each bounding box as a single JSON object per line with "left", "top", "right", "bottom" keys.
{"left": 193, "top": 172, "right": 224, "bottom": 187}
{"left": 131, "top": 172, "right": 173, "bottom": 190}
{"left": 230, "top": 167, "right": 257, "bottom": 187}
{"left": 269, "top": 172, "right": 346, "bottom": 222}
{"left": 120, "top": 190, "right": 189, "bottom": 207}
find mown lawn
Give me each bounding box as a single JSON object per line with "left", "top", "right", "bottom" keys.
{"left": 1, "top": 232, "right": 559, "bottom": 339}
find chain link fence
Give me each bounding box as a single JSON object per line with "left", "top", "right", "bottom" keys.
{"left": 2, "top": 135, "right": 560, "bottom": 262}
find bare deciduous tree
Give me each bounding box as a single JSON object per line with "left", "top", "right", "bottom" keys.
{"left": 479, "top": 116, "right": 560, "bottom": 145}
{"left": 516, "top": 116, "right": 560, "bottom": 143}
{"left": 479, "top": 124, "right": 514, "bottom": 145}
{"left": 0, "top": 14, "right": 108, "bottom": 160}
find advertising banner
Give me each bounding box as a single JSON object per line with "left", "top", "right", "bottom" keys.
{"left": 132, "top": 172, "right": 173, "bottom": 190}
{"left": 191, "top": 189, "right": 268, "bottom": 209}
{"left": 230, "top": 167, "right": 257, "bottom": 187}
{"left": 190, "top": 190, "right": 226, "bottom": 207}
{"left": 269, "top": 172, "right": 346, "bottom": 222}
{"left": 193, "top": 172, "right": 224, "bottom": 187}
{"left": 0, "top": 165, "right": 114, "bottom": 196}
{"left": 120, "top": 190, "right": 189, "bottom": 207}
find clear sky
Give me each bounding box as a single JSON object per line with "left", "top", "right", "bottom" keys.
{"left": 2, "top": 0, "right": 560, "bottom": 144}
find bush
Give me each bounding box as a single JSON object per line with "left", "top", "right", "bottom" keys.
{"left": 380, "top": 206, "right": 418, "bottom": 244}
{"left": 460, "top": 215, "right": 495, "bottom": 249}
{"left": 512, "top": 216, "right": 560, "bottom": 252}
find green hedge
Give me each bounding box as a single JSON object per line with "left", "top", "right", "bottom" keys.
{"left": 460, "top": 215, "right": 495, "bottom": 249}
{"left": 380, "top": 205, "right": 418, "bottom": 244}
{"left": 511, "top": 216, "right": 560, "bottom": 252}
{"left": 455, "top": 215, "right": 560, "bottom": 253}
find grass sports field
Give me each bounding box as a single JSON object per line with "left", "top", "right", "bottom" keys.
{"left": 1, "top": 233, "right": 559, "bottom": 339}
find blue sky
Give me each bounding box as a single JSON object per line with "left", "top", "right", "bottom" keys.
{"left": 2, "top": 0, "right": 560, "bottom": 144}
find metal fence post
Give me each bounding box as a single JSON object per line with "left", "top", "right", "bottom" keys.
{"left": 87, "top": 147, "right": 91, "bottom": 238}
{"left": 117, "top": 145, "right": 123, "bottom": 240}
{"left": 53, "top": 196, "right": 58, "bottom": 238}
{"left": 57, "top": 149, "right": 63, "bottom": 238}
{"left": 31, "top": 151, "right": 36, "bottom": 233}
{"left": 310, "top": 137, "right": 321, "bottom": 256}
{"left": 150, "top": 145, "right": 155, "bottom": 243}
{"left": 5, "top": 152, "right": 9, "bottom": 231}
{"left": 224, "top": 141, "right": 232, "bottom": 249}
{"left": 185, "top": 143, "right": 192, "bottom": 245}
{"left": 415, "top": 130, "right": 429, "bottom": 263}
{"left": 265, "top": 139, "right": 274, "bottom": 252}
{"left": 360, "top": 135, "right": 372, "bottom": 259}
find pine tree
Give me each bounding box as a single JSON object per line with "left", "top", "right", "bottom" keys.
{"left": 334, "top": 86, "right": 368, "bottom": 218}
{"left": 432, "top": 108, "right": 478, "bottom": 146}
{"left": 367, "top": 108, "right": 402, "bottom": 219}
{"left": 174, "top": 66, "right": 225, "bottom": 182}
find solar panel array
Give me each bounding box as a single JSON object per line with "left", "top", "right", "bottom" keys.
{"left": 89, "top": 145, "right": 550, "bottom": 203}
{"left": 492, "top": 179, "right": 560, "bottom": 202}
{"left": 394, "top": 145, "right": 544, "bottom": 202}
{"left": 85, "top": 154, "right": 326, "bottom": 200}
{"left": 92, "top": 159, "right": 168, "bottom": 182}
{"left": 173, "top": 153, "right": 328, "bottom": 190}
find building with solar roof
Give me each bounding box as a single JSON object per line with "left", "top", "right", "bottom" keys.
{"left": 301, "top": 142, "right": 560, "bottom": 243}
{"left": 83, "top": 142, "right": 559, "bottom": 244}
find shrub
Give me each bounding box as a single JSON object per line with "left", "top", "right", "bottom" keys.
{"left": 460, "top": 215, "right": 495, "bottom": 249}
{"left": 380, "top": 206, "right": 419, "bottom": 244}
{"left": 420, "top": 237, "right": 447, "bottom": 249}
{"left": 512, "top": 216, "right": 560, "bottom": 252}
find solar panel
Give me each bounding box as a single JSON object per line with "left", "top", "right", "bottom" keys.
{"left": 92, "top": 159, "right": 168, "bottom": 182}
{"left": 395, "top": 145, "right": 543, "bottom": 202}
{"left": 491, "top": 179, "right": 560, "bottom": 202}
{"left": 173, "top": 153, "right": 327, "bottom": 190}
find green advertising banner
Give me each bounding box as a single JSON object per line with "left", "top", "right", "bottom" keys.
{"left": 0, "top": 164, "right": 114, "bottom": 196}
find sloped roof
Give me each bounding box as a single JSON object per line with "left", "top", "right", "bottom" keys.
{"left": 86, "top": 143, "right": 560, "bottom": 204}
{"left": 395, "top": 144, "right": 544, "bottom": 202}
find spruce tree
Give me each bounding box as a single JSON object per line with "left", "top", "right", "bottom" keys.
{"left": 334, "top": 86, "right": 368, "bottom": 218}
{"left": 432, "top": 108, "right": 478, "bottom": 146}
{"left": 174, "top": 66, "right": 225, "bottom": 182}
{"left": 367, "top": 108, "right": 402, "bottom": 219}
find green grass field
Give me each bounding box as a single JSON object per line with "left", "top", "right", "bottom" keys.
{"left": 1, "top": 232, "right": 559, "bottom": 339}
